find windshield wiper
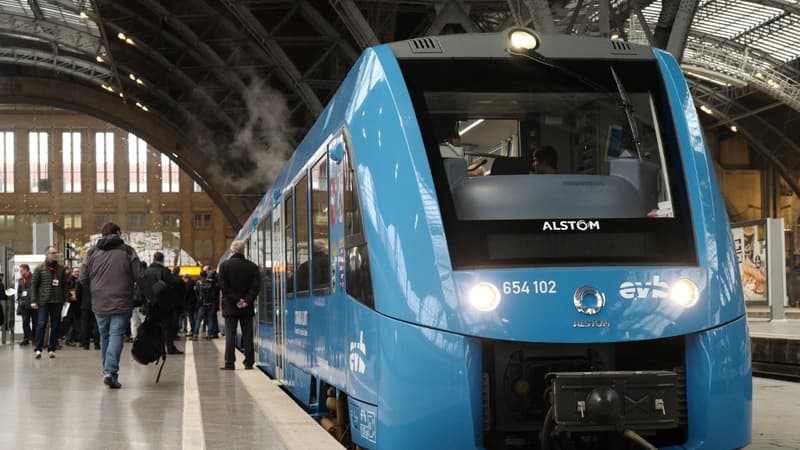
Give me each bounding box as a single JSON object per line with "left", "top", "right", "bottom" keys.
{"left": 611, "top": 66, "right": 643, "bottom": 160}
{"left": 508, "top": 49, "right": 645, "bottom": 160}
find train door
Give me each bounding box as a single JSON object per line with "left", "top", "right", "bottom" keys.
{"left": 257, "top": 214, "right": 275, "bottom": 370}
{"left": 272, "top": 203, "right": 286, "bottom": 381}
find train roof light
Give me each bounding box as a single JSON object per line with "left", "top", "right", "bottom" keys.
{"left": 508, "top": 29, "right": 538, "bottom": 52}
{"left": 469, "top": 282, "right": 501, "bottom": 312}
{"left": 670, "top": 278, "right": 699, "bottom": 308}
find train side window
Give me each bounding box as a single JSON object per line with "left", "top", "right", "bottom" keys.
{"left": 295, "top": 173, "right": 310, "bottom": 296}
{"left": 285, "top": 192, "right": 295, "bottom": 299}
{"left": 311, "top": 154, "right": 330, "bottom": 294}
{"left": 259, "top": 214, "right": 274, "bottom": 326}
{"left": 342, "top": 141, "right": 374, "bottom": 308}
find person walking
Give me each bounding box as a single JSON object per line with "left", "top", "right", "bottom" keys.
{"left": 80, "top": 223, "right": 144, "bottom": 389}
{"left": 142, "top": 252, "right": 184, "bottom": 355}
{"left": 218, "top": 240, "right": 259, "bottom": 370}
{"left": 31, "top": 246, "right": 70, "bottom": 359}
{"left": 16, "top": 264, "right": 37, "bottom": 346}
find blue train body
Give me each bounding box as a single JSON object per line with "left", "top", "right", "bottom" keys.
{"left": 226, "top": 30, "right": 751, "bottom": 450}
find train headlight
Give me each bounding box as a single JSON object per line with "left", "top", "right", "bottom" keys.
{"left": 670, "top": 279, "right": 699, "bottom": 308}
{"left": 508, "top": 29, "right": 538, "bottom": 51}
{"left": 469, "top": 282, "right": 501, "bottom": 312}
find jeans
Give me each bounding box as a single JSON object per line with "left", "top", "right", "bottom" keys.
{"left": 95, "top": 312, "right": 132, "bottom": 379}
{"left": 193, "top": 304, "right": 218, "bottom": 337}
{"left": 34, "top": 303, "right": 62, "bottom": 352}
{"left": 179, "top": 310, "right": 195, "bottom": 335}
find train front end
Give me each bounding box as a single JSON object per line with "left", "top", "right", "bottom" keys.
{"left": 360, "top": 30, "right": 751, "bottom": 450}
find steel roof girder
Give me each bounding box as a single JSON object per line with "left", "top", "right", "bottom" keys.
{"left": 0, "top": 46, "right": 111, "bottom": 80}
{"left": 686, "top": 44, "right": 800, "bottom": 112}
{"left": 101, "top": 20, "right": 239, "bottom": 131}
{"left": 304, "top": 1, "right": 361, "bottom": 60}
{"left": 666, "top": 0, "right": 700, "bottom": 62}
{"left": 329, "top": 0, "right": 380, "bottom": 49}
{"left": 427, "top": 0, "right": 479, "bottom": 35}
{"left": 133, "top": 0, "right": 249, "bottom": 95}
{"left": 0, "top": 11, "right": 103, "bottom": 55}
{"left": 689, "top": 80, "right": 800, "bottom": 198}
{"left": 218, "top": 0, "right": 324, "bottom": 115}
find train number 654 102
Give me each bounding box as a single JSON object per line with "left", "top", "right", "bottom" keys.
{"left": 502, "top": 280, "right": 556, "bottom": 295}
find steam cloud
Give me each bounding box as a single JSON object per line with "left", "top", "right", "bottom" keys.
{"left": 191, "top": 78, "right": 294, "bottom": 194}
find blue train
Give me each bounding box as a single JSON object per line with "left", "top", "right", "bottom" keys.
{"left": 223, "top": 28, "right": 751, "bottom": 450}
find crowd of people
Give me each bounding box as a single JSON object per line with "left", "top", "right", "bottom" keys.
{"left": 1, "top": 222, "right": 260, "bottom": 389}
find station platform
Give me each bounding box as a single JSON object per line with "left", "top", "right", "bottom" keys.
{"left": 1, "top": 317, "right": 799, "bottom": 449}
{"left": 0, "top": 337, "right": 342, "bottom": 450}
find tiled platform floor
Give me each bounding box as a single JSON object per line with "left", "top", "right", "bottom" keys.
{"left": 1, "top": 322, "right": 798, "bottom": 449}
{"left": 0, "top": 335, "right": 340, "bottom": 450}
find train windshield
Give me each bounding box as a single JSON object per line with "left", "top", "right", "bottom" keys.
{"left": 401, "top": 58, "right": 696, "bottom": 268}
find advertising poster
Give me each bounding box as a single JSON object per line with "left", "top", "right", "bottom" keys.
{"left": 732, "top": 222, "right": 768, "bottom": 302}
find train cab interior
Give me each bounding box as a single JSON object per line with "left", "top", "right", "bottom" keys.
{"left": 431, "top": 91, "right": 674, "bottom": 221}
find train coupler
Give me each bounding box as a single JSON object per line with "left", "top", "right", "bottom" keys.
{"left": 547, "top": 370, "right": 680, "bottom": 433}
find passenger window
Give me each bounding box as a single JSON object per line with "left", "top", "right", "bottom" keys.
{"left": 284, "top": 192, "right": 295, "bottom": 299}
{"left": 342, "top": 142, "right": 374, "bottom": 308}
{"left": 295, "top": 174, "right": 310, "bottom": 296}
{"left": 311, "top": 154, "right": 330, "bottom": 294}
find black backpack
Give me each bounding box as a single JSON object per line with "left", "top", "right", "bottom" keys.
{"left": 131, "top": 318, "right": 167, "bottom": 383}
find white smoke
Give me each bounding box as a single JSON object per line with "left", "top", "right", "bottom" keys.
{"left": 191, "top": 78, "right": 295, "bottom": 194}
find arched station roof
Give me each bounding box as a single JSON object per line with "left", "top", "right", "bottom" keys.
{"left": 0, "top": 0, "right": 797, "bottom": 226}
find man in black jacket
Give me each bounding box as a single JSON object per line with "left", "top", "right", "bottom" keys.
{"left": 218, "top": 240, "right": 259, "bottom": 370}
{"left": 142, "top": 252, "right": 185, "bottom": 355}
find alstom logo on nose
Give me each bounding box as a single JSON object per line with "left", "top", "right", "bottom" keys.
{"left": 619, "top": 276, "right": 669, "bottom": 299}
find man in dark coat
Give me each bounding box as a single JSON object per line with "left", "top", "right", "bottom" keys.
{"left": 218, "top": 240, "right": 259, "bottom": 370}
{"left": 142, "top": 252, "right": 184, "bottom": 355}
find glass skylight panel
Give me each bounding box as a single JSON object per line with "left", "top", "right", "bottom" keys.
{"left": 0, "top": 0, "right": 33, "bottom": 18}
{"left": 692, "top": 3, "right": 782, "bottom": 41}
{"left": 750, "top": 27, "right": 800, "bottom": 63}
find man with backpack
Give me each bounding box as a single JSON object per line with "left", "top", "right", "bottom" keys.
{"left": 80, "top": 223, "right": 144, "bottom": 389}
{"left": 192, "top": 266, "right": 220, "bottom": 341}
{"left": 142, "top": 252, "right": 185, "bottom": 355}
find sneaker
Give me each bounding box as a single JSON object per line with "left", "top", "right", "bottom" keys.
{"left": 34, "top": 350, "right": 42, "bottom": 359}
{"left": 19, "top": 340, "right": 30, "bottom": 346}
{"left": 48, "top": 351, "right": 56, "bottom": 359}
{"left": 103, "top": 375, "right": 121, "bottom": 389}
